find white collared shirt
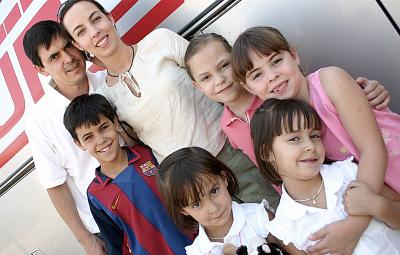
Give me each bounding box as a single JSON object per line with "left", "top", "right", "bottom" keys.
{"left": 267, "top": 158, "right": 400, "bottom": 254}
{"left": 25, "top": 71, "right": 106, "bottom": 233}
{"left": 97, "top": 28, "right": 225, "bottom": 162}
{"left": 185, "top": 200, "right": 270, "bottom": 255}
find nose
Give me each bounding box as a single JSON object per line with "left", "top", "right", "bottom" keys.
{"left": 268, "top": 72, "right": 278, "bottom": 83}
{"left": 61, "top": 50, "right": 73, "bottom": 63}
{"left": 88, "top": 24, "right": 100, "bottom": 38}
{"left": 207, "top": 200, "right": 219, "bottom": 214}
{"left": 215, "top": 72, "right": 226, "bottom": 87}
{"left": 304, "top": 138, "right": 316, "bottom": 152}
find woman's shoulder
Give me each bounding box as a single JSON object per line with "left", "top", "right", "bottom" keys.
{"left": 140, "top": 28, "right": 178, "bottom": 44}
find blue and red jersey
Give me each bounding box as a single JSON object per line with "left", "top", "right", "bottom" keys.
{"left": 87, "top": 145, "right": 191, "bottom": 255}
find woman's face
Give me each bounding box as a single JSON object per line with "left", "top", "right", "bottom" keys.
{"left": 62, "top": 1, "right": 119, "bottom": 58}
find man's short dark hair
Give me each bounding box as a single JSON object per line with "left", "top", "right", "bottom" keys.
{"left": 23, "top": 20, "right": 68, "bottom": 67}
{"left": 64, "top": 94, "right": 117, "bottom": 141}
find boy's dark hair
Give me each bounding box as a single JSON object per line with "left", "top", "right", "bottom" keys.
{"left": 250, "top": 98, "right": 323, "bottom": 185}
{"left": 157, "top": 147, "right": 238, "bottom": 231}
{"left": 64, "top": 94, "right": 117, "bottom": 141}
{"left": 23, "top": 20, "right": 68, "bottom": 67}
{"left": 184, "top": 33, "right": 232, "bottom": 80}
{"left": 231, "top": 26, "right": 291, "bottom": 82}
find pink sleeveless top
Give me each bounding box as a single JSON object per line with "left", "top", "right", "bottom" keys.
{"left": 308, "top": 69, "right": 400, "bottom": 193}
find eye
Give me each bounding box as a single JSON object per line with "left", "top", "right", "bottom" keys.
{"left": 210, "top": 186, "right": 220, "bottom": 196}
{"left": 92, "top": 16, "right": 101, "bottom": 23}
{"left": 83, "top": 134, "right": 93, "bottom": 142}
{"left": 288, "top": 136, "right": 300, "bottom": 142}
{"left": 49, "top": 54, "right": 58, "bottom": 62}
{"left": 76, "top": 28, "right": 86, "bottom": 37}
{"left": 219, "top": 62, "right": 230, "bottom": 71}
{"left": 252, "top": 72, "right": 262, "bottom": 81}
{"left": 200, "top": 75, "right": 210, "bottom": 82}
{"left": 272, "top": 57, "right": 282, "bottom": 66}
{"left": 65, "top": 42, "right": 72, "bottom": 49}
{"left": 310, "top": 131, "right": 321, "bottom": 139}
{"left": 191, "top": 201, "right": 201, "bottom": 209}
{"left": 100, "top": 124, "right": 109, "bottom": 131}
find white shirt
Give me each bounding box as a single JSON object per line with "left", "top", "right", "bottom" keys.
{"left": 185, "top": 201, "right": 271, "bottom": 255}
{"left": 267, "top": 158, "right": 400, "bottom": 254}
{"left": 25, "top": 71, "right": 106, "bottom": 233}
{"left": 97, "top": 28, "right": 225, "bottom": 162}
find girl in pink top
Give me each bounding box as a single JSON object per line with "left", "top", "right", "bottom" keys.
{"left": 231, "top": 26, "right": 400, "bottom": 254}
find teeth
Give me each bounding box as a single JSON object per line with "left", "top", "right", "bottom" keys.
{"left": 96, "top": 36, "right": 108, "bottom": 47}
{"left": 99, "top": 144, "right": 111, "bottom": 152}
{"left": 273, "top": 82, "right": 286, "bottom": 93}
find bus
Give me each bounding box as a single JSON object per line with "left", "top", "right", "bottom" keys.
{"left": 1, "top": 0, "right": 399, "bottom": 254}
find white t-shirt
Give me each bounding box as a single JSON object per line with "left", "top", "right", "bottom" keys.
{"left": 97, "top": 28, "right": 225, "bottom": 162}
{"left": 185, "top": 200, "right": 271, "bottom": 255}
{"left": 25, "top": 71, "right": 106, "bottom": 233}
{"left": 267, "top": 158, "right": 400, "bottom": 254}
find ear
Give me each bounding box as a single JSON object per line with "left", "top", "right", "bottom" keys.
{"left": 107, "top": 13, "right": 115, "bottom": 24}
{"left": 72, "top": 40, "right": 84, "bottom": 51}
{"left": 221, "top": 171, "right": 229, "bottom": 187}
{"left": 34, "top": 65, "right": 49, "bottom": 76}
{"left": 74, "top": 139, "right": 86, "bottom": 151}
{"left": 290, "top": 46, "right": 300, "bottom": 65}
{"left": 192, "top": 81, "right": 204, "bottom": 93}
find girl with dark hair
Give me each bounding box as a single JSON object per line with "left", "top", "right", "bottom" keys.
{"left": 250, "top": 98, "right": 400, "bottom": 254}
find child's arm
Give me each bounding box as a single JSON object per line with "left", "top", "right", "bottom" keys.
{"left": 307, "top": 67, "right": 387, "bottom": 254}
{"left": 320, "top": 66, "right": 387, "bottom": 194}
{"left": 344, "top": 181, "right": 400, "bottom": 229}
{"left": 356, "top": 77, "right": 390, "bottom": 109}
{"left": 89, "top": 201, "right": 125, "bottom": 255}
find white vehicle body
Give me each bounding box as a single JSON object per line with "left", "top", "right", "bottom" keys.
{"left": 0, "top": 0, "right": 399, "bottom": 254}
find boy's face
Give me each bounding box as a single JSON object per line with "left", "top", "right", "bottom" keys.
{"left": 189, "top": 41, "right": 243, "bottom": 104}
{"left": 243, "top": 48, "right": 305, "bottom": 101}
{"left": 35, "top": 36, "right": 87, "bottom": 89}
{"left": 75, "top": 114, "right": 121, "bottom": 165}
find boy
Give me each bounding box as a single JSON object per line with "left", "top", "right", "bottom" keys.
{"left": 63, "top": 94, "right": 191, "bottom": 255}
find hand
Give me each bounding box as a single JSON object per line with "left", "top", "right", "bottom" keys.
{"left": 356, "top": 77, "right": 390, "bottom": 109}
{"left": 343, "top": 181, "right": 378, "bottom": 216}
{"left": 306, "top": 219, "right": 363, "bottom": 255}
{"left": 82, "top": 234, "right": 106, "bottom": 255}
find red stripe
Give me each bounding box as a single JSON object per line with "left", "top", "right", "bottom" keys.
{"left": 4, "top": 4, "right": 21, "bottom": 32}
{"left": 97, "top": 183, "right": 175, "bottom": 255}
{"left": 0, "top": 132, "right": 28, "bottom": 169}
{"left": 0, "top": 52, "right": 25, "bottom": 139}
{"left": 110, "top": 0, "right": 138, "bottom": 22}
{"left": 0, "top": 25, "right": 5, "bottom": 44}
{"left": 121, "top": 0, "right": 184, "bottom": 45}
{"left": 20, "top": 0, "right": 33, "bottom": 12}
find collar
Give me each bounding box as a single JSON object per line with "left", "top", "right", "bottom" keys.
{"left": 190, "top": 201, "right": 245, "bottom": 253}
{"left": 46, "top": 70, "right": 106, "bottom": 104}
{"left": 94, "top": 146, "right": 142, "bottom": 187}
{"left": 277, "top": 164, "right": 344, "bottom": 220}
{"left": 221, "top": 96, "right": 262, "bottom": 127}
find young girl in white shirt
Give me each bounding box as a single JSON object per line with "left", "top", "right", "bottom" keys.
{"left": 250, "top": 98, "right": 400, "bottom": 254}
{"left": 157, "top": 147, "right": 290, "bottom": 255}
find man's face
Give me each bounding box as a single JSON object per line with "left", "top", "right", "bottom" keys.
{"left": 35, "top": 36, "right": 87, "bottom": 89}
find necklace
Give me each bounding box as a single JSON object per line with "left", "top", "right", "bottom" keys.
{"left": 208, "top": 236, "right": 224, "bottom": 242}
{"left": 107, "top": 45, "right": 141, "bottom": 98}
{"left": 293, "top": 179, "right": 324, "bottom": 205}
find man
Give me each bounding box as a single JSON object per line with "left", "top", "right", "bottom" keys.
{"left": 23, "top": 20, "right": 106, "bottom": 255}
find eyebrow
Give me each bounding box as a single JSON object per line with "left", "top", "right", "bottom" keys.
{"left": 246, "top": 52, "right": 279, "bottom": 78}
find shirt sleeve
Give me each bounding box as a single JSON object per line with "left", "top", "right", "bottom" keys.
{"left": 146, "top": 28, "right": 189, "bottom": 67}
{"left": 250, "top": 200, "right": 271, "bottom": 237}
{"left": 88, "top": 195, "right": 124, "bottom": 255}
{"left": 25, "top": 114, "right": 67, "bottom": 189}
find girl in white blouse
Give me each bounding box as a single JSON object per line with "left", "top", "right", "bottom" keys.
{"left": 157, "top": 147, "right": 290, "bottom": 255}
{"left": 250, "top": 98, "right": 400, "bottom": 255}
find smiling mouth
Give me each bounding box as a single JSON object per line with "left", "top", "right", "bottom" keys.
{"left": 96, "top": 35, "right": 108, "bottom": 47}
{"left": 299, "top": 158, "right": 319, "bottom": 163}
{"left": 98, "top": 143, "right": 112, "bottom": 153}
{"left": 271, "top": 81, "right": 288, "bottom": 93}
{"left": 217, "top": 84, "right": 232, "bottom": 94}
